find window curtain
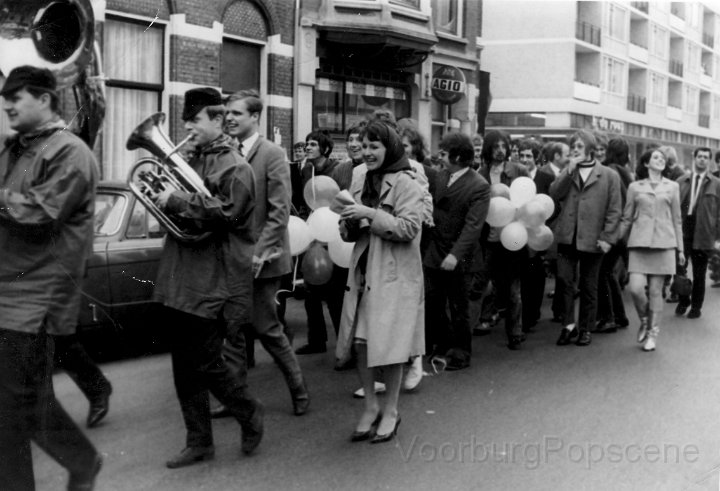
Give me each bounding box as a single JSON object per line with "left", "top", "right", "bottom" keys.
{"left": 102, "top": 19, "right": 163, "bottom": 180}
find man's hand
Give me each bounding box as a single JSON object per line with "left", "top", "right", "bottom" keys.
{"left": 597, "top": 240, "right": 611, "bottom": 254}
{"left": 567, "top": 155, "right": 584, "bottom": 174}
{"left": 440, "top": 253, "right": 458, "bottom": 271}
{"left": 152, "top": 188, "right": 175, "bottom": 210}
{"left": 678, "top": 251, "right": 686, "bottom": 267}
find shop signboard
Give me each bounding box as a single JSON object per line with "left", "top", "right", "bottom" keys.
{"left": 432, "top": 64, "right": 466, "bottom": 105}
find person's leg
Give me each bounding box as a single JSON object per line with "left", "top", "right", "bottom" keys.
{"left": 596, "top": 252, "right": 614, "bottom": 326}
{"left": 375, "top": 363, "right": 403, "bottom": 439}
{"left": 168, "top": 310, "right": 214, "bottom": 449}
{"left": 253, "top": 278, "right": 308, "bottom": 410}
{"left": 690, "top": 250, "right": 709, "bottom": 312}
{"left": 53, "top": 334, "right": 111, "bottom": 401}
{"left": 300, "top": 282, "right": 329, "bottom": 351}
{"left": 643, "top": 275, "right": 666, "bottom": 350}
{"left": 424, "top": 268, "right": 450, "bottom": 357}
{"left": 28, "top": 331, "right": 99, "bottom": 482}
{"left": 446, "top": 271, "right": 473, "bottom": 364}
{"left": 326, "top": 267, "right": 349, "bottom": 336}
{"left": 577, "top": 252, "right": 603, "bottom": 334}
{"left": 352, "top": 343, "right": 380, "bottom": 435}
{"left": 556, "top": 249, "right": 577, "bottom": 328}
{"left": 0, "top": 329, "right": 43, "bottom": 491}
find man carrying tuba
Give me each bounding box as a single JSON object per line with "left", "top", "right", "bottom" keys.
{"left": 149, "top": 87, "right": 264, "bottom": 469}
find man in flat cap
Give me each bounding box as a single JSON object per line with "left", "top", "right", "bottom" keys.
{"left": 0, "top": 65, "right": 102, "bottom": 490}
{"left": 151, "top": 87, "right": 264, "bottom": 468}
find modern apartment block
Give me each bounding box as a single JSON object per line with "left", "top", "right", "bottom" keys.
{"left": 480, "top": 0, "right": 720, "bottom": 165}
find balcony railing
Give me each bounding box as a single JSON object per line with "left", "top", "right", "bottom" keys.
{"left": 699, "top": 114, "right": 710, "bottom": 128}
{"left": 627, "top": 94, "right": 647, "bottom": 113}
{"left": 576, "top": 21, "right": 601, "bottom": 46}
{"left": 669, "top": 59, "right": 684, "bottom": 77}
{"left": 631, "top": 2, "right": 649, "bottom": 14}
{"left": 703, "top": 33, "right": 714, "bottom": 48}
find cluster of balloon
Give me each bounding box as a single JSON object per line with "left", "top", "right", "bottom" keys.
{"left": 486, "top": 177, "right": 555, "bottom": 251}
{"left": 287, "top": 177, "right": 356, "bottom": 285}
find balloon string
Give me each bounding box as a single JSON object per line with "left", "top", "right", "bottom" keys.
{"left": 275, "top": 255, "right": 300, "bottom": 306}
{"left": 311, "top": 164, "right": 317, "bottom": 205}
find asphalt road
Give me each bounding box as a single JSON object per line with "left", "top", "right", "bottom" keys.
{"left": 34, "top": 283, "right": 720, "bottom": 491}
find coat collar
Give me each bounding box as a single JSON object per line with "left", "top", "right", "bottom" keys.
{"left": 573, "top": 162, "right": 601, "bottom": 190}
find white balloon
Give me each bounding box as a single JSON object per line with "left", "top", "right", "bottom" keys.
{"left": 307, "top": 207, "right": 341, "bottom": 243}
{"left": 509, "top": 176, "right": 537, "bottom": 207}
{"left": 516, "top": 199, "right": 546, "bottom": 229}
{"left": 328, "top": 240, "right": 354, "bottom": 268}
{"left": 527, "top": 225, "right": 554, "bottom": 251}
{"left": 486, "top": 197, "right": 516, "bottom": 228}
{"left": 287, "top": 216, "right": 312, "bottom": 256}
{"left": 500, "top": 221, "right": 528, "bottom": 251}
{"left": 533, "top": 194, "right": 555, "bottom": 221}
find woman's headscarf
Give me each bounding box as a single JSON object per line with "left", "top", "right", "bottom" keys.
{"left": 360, "top": 121, "right": 411, "bottom": 208}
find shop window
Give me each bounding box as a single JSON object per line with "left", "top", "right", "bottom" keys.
{"left": 103, "top": 18, "right": 164, "bottom": 180}
{"left": 313, "top": 77, "right": 409, "bottom": 135}
{"left": 433, "top": 0, "right": 463, "bottom": 37}
{"left": 222, "top": 39, "right": 262, "bottom": 94}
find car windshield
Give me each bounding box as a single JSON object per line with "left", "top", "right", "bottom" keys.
{"left": 94, "top": 193, "right": 127, "bottom": 236}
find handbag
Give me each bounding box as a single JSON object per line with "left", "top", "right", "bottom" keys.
{"left": 670, "top": 274, "right": 692, "bottom": 297}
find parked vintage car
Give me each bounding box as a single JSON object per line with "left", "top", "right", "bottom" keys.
{"left": 77, "top": 181, "right": 165, "bottom": 356}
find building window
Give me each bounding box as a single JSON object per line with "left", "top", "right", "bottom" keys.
{"left": 390, "top": 0, "right": 420, "bottom": 8}
{"left": 649, "top": 72, "right": 666, "bottom": 105}
{"left": 651, "top": 24, "right": 668, "bottom": 59}
{"left": 103, "top": 17, "right": 164, "bottom": 180}
{"left": 313, "top": 77, "right": 409, "bottom": 135}
{"left": 222, "top": 39, "right": 262, "bottom": 94}
{"left": 603, "top": 56, "right": 626, "bottom": 95}
{"left": 607, "top": 4, "right": 628, "bottom": 41}
{"left": 684, "top": 85, "right": 698, "bottom": 114}
{"left": 433, "top": 0, "right": 464, "bottom": 36}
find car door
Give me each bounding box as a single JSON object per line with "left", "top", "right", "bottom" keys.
{"left": 105, "top": 196, "right": 164, "bottom": 331}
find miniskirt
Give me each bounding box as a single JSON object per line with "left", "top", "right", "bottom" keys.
{"left": 628, "top": 248, "right": 676, "bottom": 275}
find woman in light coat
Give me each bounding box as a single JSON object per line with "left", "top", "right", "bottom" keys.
{"left": 336, "top": 120, "right": 425, "bottom": 443}
{"left": 619, "top": 148, "right": 685, "bottom": 351}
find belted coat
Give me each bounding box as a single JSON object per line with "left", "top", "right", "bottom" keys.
{"left": 335, "top": 170, "right": 425, "bottom": 368}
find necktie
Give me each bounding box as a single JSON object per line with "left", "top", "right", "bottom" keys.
{"left": 239, "top": 145, "right": 245, "bottom": 157}
{"left": 690, "top": 174, "right": 702, "bottom": 215}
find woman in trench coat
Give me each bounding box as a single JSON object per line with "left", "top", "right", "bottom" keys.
{"left": 336, "top": 120, "right": 425, "bottom": 444}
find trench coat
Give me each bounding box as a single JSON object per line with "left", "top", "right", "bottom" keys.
{"left": 153, "top": 135, "right": 256, "bottom": 325}
{"left": 335, "top": 170, "right": 425, "bottom": 368}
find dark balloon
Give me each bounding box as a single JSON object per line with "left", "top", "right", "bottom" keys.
{"left": 301, "top": 242, "right": 334, "bottom": 285}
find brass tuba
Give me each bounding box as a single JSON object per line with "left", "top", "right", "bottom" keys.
{"left": 0, "top": 0, "right": 105, "bottom": 148}
{"left": 126, "top": 112, "right": 212, "bottom": 242}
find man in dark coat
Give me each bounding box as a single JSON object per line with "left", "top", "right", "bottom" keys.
{"left": 518, "top": 138, "right": 551, "bottom": 332}
{"left": 153, "top": 88, "right": 263, "bottom": 468}
{"left": 550, "top": 130, "right": 622, "bottom": 347}
{"left": 675, "top": 147, "right": 720, "bottom": 319}
{"left": 0, "top": 66, "right": 102, "bottom": 490}
{"left": 424, "top": 133, "right": 490, "bottom": 371}
{"left": 478, "top": 130, "right": 530, "bottom": 349}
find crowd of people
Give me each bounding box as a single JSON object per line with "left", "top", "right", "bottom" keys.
{"left": 2, "top": 63, "right": 720, "bottom": 490}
